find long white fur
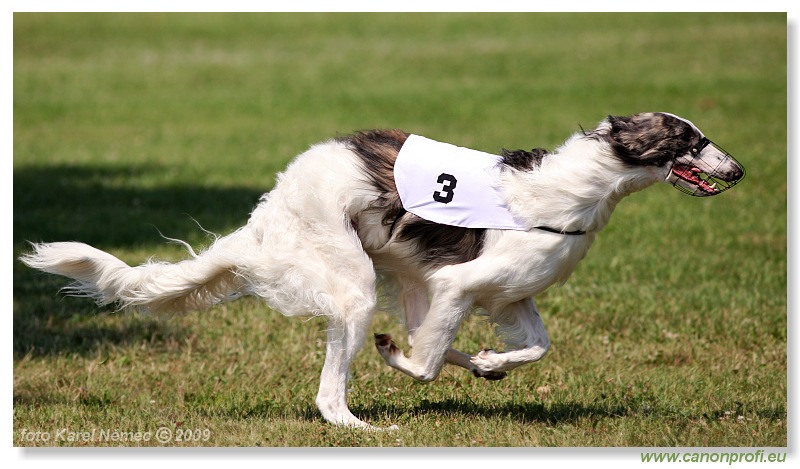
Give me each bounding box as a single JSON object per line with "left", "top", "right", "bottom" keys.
{"left": 22, "top": 115, "right": 726, "bottom": 430}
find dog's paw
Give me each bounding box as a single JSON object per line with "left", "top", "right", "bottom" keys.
{"left": 469, "top": 349, "right": 507, "bottom": 380}
{"left": 374, "top": 333, "right": 400, "bottom": 358}
{"left": 474, "top": 348, "right": 500, "bottom": 362}
{"left": 470, "top": 348, "right": 508, "bottom": 376}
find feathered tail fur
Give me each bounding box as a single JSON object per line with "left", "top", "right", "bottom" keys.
{"left": 20, "top": 229, "right": 253, "bottom": 314}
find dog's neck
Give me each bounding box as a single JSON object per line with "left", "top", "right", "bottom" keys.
{"left": 500, "top": 133, "right": 659, "bottom": 234}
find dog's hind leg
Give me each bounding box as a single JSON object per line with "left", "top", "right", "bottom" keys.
{"left": 308, "top": 253, "right": 387, "bottom": 429}
{"left": 247, "top": 215, "right": 385, "bottom": 428}
{"left": 469, "top": 297, "right": 550, "bottom": 374}
{"left": 315, "top": 302, "right": 385, "bottom": 430}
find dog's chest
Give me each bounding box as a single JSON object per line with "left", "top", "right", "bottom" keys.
{"left": 473, "top": 231, "right": 597, "bottom": 309}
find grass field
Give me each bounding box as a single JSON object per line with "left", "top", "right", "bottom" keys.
{"left": 12, "top": 13, "right": 787, "bottom": 448}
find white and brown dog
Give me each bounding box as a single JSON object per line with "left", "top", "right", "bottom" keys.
{"left": 21, "top": 112, "right": 745, "bottom": 430}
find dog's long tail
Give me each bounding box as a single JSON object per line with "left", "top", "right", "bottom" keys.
{"left": 20, "top": 229, "right": 253, "bottom": 314}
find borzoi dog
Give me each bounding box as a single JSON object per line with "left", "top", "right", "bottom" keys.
{"left": 21, "top": 112, "right": 745, "bottom": 430}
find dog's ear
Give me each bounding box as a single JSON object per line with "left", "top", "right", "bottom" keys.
{"left": 608, "top": 115, "right": 647, "bottom": 163}
{"left": 607, "top": 115, "right": 629, "bottom": 128}
{"left": 607, "top": 113, "right": 680, "bottom": 166}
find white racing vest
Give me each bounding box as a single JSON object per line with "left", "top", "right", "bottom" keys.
{"left": 393, "top": 134, "right": 528, "bottom": 230}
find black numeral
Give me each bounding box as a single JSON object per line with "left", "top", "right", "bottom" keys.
{"left": 432, "top": 173, "right": 457, "bottom": 204}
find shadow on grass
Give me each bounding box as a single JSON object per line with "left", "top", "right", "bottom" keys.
{"left": 198, "top": 396, "right": 646, "bottom": 428}
{"left": 12, "top": 295, "right": 191, "bottom": 358}
{"left": 409, "top": 398, "right": 623, "bottom": 424}
{"left": 14, "top": 163, "right": 265, "bottom": 248}
{"left": 352, "top": 398, "right": 787, "bottom": 428}
{"left": 14, "top": 163, "right": 266, "bottom": 358}
{"left": 350, "top": 398, "right": 629, "bottom": 426}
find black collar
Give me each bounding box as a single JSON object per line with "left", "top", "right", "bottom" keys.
{"left": 388, "top": 209, "right": 586, "bottom": 236}
{"left": 534, "top": 225, "right": 587, "bottom": 236}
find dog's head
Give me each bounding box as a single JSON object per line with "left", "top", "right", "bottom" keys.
{"left": 604, "top": 112, "right": 745, "bottom": 197}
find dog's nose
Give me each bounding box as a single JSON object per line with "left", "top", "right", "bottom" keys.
{"left": 730, "top": 163, "right": 745, "bottom": 181}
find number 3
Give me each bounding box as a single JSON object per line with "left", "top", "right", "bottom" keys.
{"left": 432, "top": 173, "right": 457, "bottom": 204}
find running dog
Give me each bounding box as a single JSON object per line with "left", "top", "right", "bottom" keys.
{"left": 21, "top": 112, "right": 745, "bottom": 430}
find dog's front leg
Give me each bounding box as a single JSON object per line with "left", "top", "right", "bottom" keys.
{"left": 442, "top": 348, "right": 508, "bottom": 380}
{"left": 397, "top": 277, "right": 428, "bottom": 348}
{"left": 396, "top": 277, "right": 505, "bottom": 380}
{"left": 470, "top": 297, "right": 550, "bottom": 374}
{"left": 376, "top": 272, "right": 473, "bottom": 382}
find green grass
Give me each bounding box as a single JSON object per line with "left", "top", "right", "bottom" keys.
{"left": 13, "top": 13, "right": 786, "bottom": 448}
